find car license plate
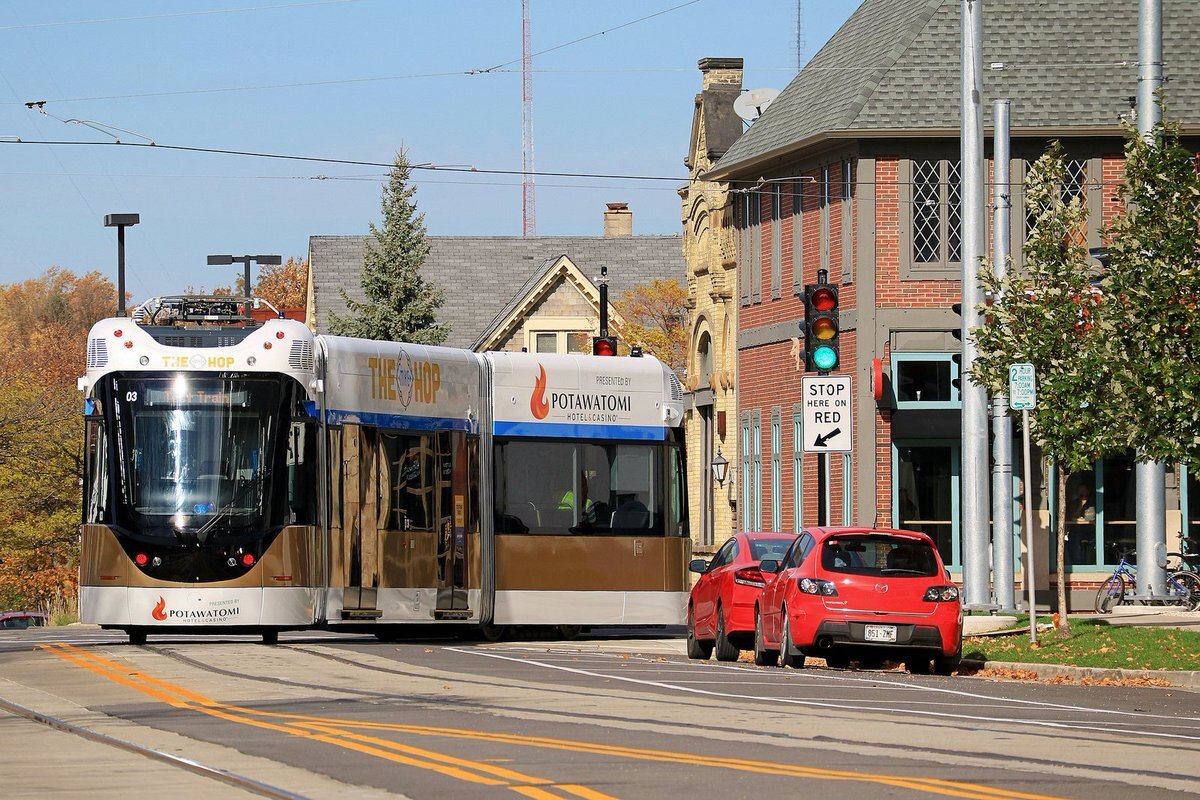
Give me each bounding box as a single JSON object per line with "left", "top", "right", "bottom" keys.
{"left": 864, "top": 624, "right": 897, "bottom": 643}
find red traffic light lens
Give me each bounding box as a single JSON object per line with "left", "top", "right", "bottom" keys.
{"left": 811, "top": 287, "right": 837, "bottom": 311}
{"left": 813, "top": 317, "right": 838, "bottom": 340}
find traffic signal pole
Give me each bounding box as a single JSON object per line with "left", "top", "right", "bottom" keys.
{"left": 1134, "top": 0, "right": 1167, "bottom": 601}
{"left": 960, "top": 0, "right": 991, "bottom": 608}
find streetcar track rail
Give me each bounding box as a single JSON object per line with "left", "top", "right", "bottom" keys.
{"left": 0, "top": 695, "right": 310, "bottom": 800}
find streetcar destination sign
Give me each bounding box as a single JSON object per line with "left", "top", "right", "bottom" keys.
{"left": 802, "top": 374, "right": 853, "bottom": 453}
{"left": 1009, "top": 363, "right": 1036, "bottom": 410}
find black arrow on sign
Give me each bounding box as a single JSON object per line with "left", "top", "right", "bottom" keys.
{"left": 812, "top": 428, "right": 842, "bottom": 448}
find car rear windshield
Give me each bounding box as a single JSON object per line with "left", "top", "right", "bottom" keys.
{"left": 821, "top": 536, "right": 939, "bottom": 577}
{"left": 749, "top": 537, "right": 795, "bottom": 561}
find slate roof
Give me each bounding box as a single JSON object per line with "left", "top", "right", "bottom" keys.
{"left": 309, "top": 235, "right": 683, "bottom": 349}
{"left": 711, "top": 0, "right": 1200, "bottom": 177}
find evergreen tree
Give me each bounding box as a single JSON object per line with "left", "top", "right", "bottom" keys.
{"left": 330, "top": 151, "right": 447, "bottom": 344}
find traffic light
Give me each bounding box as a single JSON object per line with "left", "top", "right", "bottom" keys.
{"left": 592, "top": 336, "right": 617, "bottom": 356}
{"left": 803, "top": 272, "right": 839, "bottom": 372}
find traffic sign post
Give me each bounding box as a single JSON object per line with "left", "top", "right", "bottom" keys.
{"left": 801, "top": 375, "right": 853, "bottom": 453}
{"left": 1009, "top": 362, "right": 1038, "bottom": 642}
{"left": 802, "top": 375, "right": 853, "bottom": 526}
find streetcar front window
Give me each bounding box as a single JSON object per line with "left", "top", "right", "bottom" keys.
{"left": 494, "top": 440, "right": 678, "bottom": 535}
{"left": 108, "top": 374, "right": 287, "bottom": 535}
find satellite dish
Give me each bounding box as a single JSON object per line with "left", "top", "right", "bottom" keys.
{"left": 734, "top": 88, "right": 780, "bottom": 123}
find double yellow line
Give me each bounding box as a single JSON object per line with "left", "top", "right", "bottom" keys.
{"left": 42, "top": 642, "right": 1063, "bottom": 800}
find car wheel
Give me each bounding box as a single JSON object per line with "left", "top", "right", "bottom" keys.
{"left": 753, "top": 609, "right": 777, "bottom": 667}
{"left": 857, "top": 654, "right": 885, "bottom": 670}
{"left": 779, "top": 608, "right": 805, "bottom": 669}
{"left": 686, "top": 606, "right": 714, "bottom": 660}
{"left": 714, "top": 605, "right": 740, "bottom": 662}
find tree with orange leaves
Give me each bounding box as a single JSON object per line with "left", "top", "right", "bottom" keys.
{"left": 611, "top": 278, "right": 689, "bottom": 375}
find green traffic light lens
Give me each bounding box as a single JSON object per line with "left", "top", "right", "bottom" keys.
{"left": 813, "top": 345, "right": 838, "bottom": 371}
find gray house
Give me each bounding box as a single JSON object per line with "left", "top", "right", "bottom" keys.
{"left": 308, "top": 204, "right": 684, "bottom": 353}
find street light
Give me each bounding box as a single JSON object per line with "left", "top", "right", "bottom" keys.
{"left": 206, "top": 254, "right": 281, "bottom": 300}
{"left": 711, "top": 449, "right": 729, "bottom": 487}
{"left": 103, "top": 213, "right": 140, "bottom": 315}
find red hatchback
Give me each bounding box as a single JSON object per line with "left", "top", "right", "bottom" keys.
{"left": 753, "top": 527, "right": 963, "bottom": 674}
{"left": 687, "top": 532, "right": 798, "bottom": 661}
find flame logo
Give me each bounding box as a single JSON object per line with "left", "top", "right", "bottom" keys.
{"left": 151, "top": 596, "right": 167, "bottom": 621}
{"left": 531, "top": 364, "right": 549, "bottom": 419}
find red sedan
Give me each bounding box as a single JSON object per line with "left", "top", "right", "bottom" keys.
{"left": 753, "top": 527, "right": 963, "bottom": 674}
{"left": 687, "top": 532, "right": 798, "bottom": 661}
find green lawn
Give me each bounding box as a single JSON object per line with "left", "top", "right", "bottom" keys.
{"left": 964, "top": 616, "right": 1200, "bottom": 671}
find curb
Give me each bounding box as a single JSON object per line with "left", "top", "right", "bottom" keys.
{"left": 960, "top": 658, "right": 1200, "bottom": 688}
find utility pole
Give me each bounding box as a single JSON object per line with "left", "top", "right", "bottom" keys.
{"left": 991, "top": 99, "right": 1016, "bottom": 612}
{"left": 521, "top": 0, "right": 536, "bottom": 236}
{"left": 1134, "top": 0, "right": 1167, "bottom": 600}
{"left": 960, "top": 0, "right": 991, "bottom": 608}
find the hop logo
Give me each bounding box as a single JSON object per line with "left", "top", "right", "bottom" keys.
{"left": 151, "top": 596, "right": 168, "bottom": 621}
{"left": 531, "top": 364, "right": 549, "bottom": 419}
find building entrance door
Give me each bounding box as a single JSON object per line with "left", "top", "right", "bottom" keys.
{"left": 893, "top": 441, "right": 960, "bottom": 567}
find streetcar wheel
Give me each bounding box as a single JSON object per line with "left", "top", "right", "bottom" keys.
{"left": 752, "top": 609, "right": 777, "bottom": 667}
{"left": 686, "top": 607, "right": 713, "bottom": 660}
{"left": 261, "top": 630, "right": 279, "bottom": 645}
{"left": 1094, "top": 573, "right": 1126, "bottom": 614}
{"left": 1168, "top": 570, "right": 1200, "bottom": 612}
{"left": 128, "top": 629, "right": 147, "bottom": 646}
{"left": 779, "top": 609, "right": 805, "bottom": 669}
{"left": 713, "top": 606, "right": 740, "bottom": 662}
{"left": 477, "top": 623, "right": 508, "bottom": 643}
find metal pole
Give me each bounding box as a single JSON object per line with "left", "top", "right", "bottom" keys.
{"left": 1134, "top": 0, "right": 1167, "bottom": 600}
{"left": 960, "top": 0, "right": 991, "bottom": 607}
{"left": 243, "top": 257, "right": 253, "bottom": 301}
{"left": 1022, "top": 409, "right": 1037, "bottom": 644}
{"left": 991, "top": 99, "right": 1016, "bottom": 611}
{"left": 116, "top": 225, "right": 127, "bottom": 316}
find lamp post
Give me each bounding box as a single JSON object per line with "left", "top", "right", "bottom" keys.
{"left": 206, "top": 254, "right": 281, "bottom": 300}
{"left": 103, "top": 213, "right": 140, "bottom": 315}
{"left": 711, "top": 449, "right": 729, "bottom": 487}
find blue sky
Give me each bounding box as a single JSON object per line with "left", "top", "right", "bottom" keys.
{"left": 0, "top": 0, "right": 862, "bottom": 299}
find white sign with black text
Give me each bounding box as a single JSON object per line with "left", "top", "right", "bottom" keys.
{"left": 802, "top": 374, "right": 853, "bottom": 453}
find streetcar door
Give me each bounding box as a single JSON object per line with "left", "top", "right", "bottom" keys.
{"left": 342, "top": 423, "right": 381, "bottom": 617}
{"left": 436, "top": 431, "right": 470, "bottom": 613}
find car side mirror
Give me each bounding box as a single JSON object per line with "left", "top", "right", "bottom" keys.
{"left": 759, "top": 559, "right": 780, "bottom": 574}
{"left": 688, "top": 558, "right": 709, "bottom": 574}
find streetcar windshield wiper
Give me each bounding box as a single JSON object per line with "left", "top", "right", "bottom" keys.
{"left": 193, "top": 470, "right": 268, "bottom": 540}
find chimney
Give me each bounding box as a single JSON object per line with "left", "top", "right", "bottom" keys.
{"left": 603, "top": 202, "right": 632, "bottom": 237}
{"left": 698, "top": 57, "right": 743, "bottom": 92}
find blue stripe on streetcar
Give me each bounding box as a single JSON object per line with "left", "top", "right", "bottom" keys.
{"left": 323, "top": 407, "right": 476, "bottom": 433}
{"left": 493, "top": 420, "right": 664, "bottom": 440}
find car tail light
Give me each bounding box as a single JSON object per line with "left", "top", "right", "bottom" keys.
{"left": 799, "top": 577, "right": 838, "bottom": 596}
{"left": 923, "top": 585, "right": 961, "bottom": 602}
{"left": 733, "top": 567, "right": 766, "bottom": 588}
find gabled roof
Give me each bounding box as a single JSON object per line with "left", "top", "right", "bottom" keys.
{"left": 309, "top": 235, "right": 683, "bottom": 349}
{"left": 710, "top": 0, "right": 1200, "bottom": 178}
{"left": 472, "top": 255, "right": 619, "bottom": 351}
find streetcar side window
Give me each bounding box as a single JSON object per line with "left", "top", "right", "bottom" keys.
{"left": 380, "top": 432, "right": 437, "bottom": 532}
{"left": 493, "top": 440, "right": 667, "bottom": 535}
{"left": 84, "top": 417, "right": 109, "bottom": 523}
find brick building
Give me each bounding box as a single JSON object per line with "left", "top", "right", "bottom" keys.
{"left": 703, "top": 0, "right": 1200, "bottom": 606}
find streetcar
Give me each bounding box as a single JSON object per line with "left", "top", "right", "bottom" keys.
{"left": 79, "top": 296, "right": 689, "bottom": 643}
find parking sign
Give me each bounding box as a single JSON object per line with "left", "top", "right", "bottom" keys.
{"left": 1009, "top": 363, "right": 1036, "bottom": 410}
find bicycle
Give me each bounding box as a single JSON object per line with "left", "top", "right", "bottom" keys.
{"left": 1164, "top": 534, "right": 1200, "bottom": 574}
{"left": 1094, "top": 551, "right": 1200, "bottom": 613}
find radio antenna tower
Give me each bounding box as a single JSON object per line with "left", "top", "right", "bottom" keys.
{"left": 795, "top": 0, "right": 805, "bottom": 70}
{"left": 521, "top": 0, "right": 536, "bottom": 236}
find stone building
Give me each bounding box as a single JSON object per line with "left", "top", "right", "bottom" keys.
{"left": 679, "top": 58, "right": 744, "bottom": 553}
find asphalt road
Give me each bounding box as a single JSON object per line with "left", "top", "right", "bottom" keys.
{"left": 1, "top": 625, "right": 1197, "bottom": 799}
